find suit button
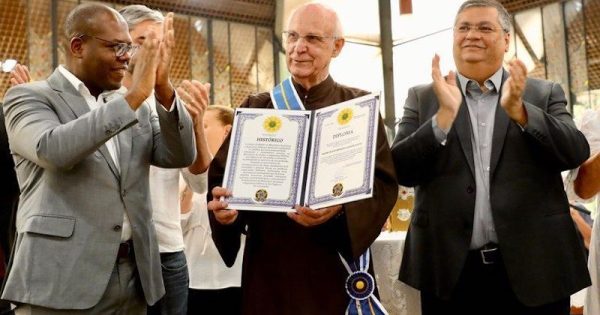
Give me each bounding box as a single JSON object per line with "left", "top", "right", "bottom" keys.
{"left": 105, "top": 129, "right": 113, "bottom": 135}
{"left": 113, "top": 225, "right": 122, "bottom": 232}
{"left": 179, "top": 124, "right": 184, "bottom": 130}
{"left": 121, "top": 190, "right": 127, "bottom": 197}
{"left": 467, "top": 186, "right": 474, "bottom": 194}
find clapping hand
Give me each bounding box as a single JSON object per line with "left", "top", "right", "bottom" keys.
{"left": 176, "top": 80, "right": 211, "bottom": 128}
{"left": 9, "top": 64, "right": 30, "bottom": 86}
{"left": 501, "top": 59, "right": 528, "bottom": 126}
{"left": 431, "top": 54, "right": 462, "bottom": 130}
{"left": 154, "top": 12, "right": 176, "bottom": 106}
{"left": 125, "top": 30, "right": 160, "bottom": 110}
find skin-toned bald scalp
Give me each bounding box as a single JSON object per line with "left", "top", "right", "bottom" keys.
{"left": 63, "top": 2, "right": 127, "bottom": 53}
{"left": 287, "top": 2, "right": 344, "bottom": 38}
{"left": 62, "top": 2, "right": 132, "bottom": 96}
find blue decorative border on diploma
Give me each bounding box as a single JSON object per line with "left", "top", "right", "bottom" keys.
{"left": 306, "top": 98, "right": 377, "bottom": 205}
{"left": 225, "top": 112, "right": 309, "bottom": 208}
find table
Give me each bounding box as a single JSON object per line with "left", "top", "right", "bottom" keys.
{"left": 372, "top": 231, "right": 420, "bottom": 315}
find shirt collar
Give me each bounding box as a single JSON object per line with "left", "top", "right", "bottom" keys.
{"left": 57, "top": 65, "right": 124, "bottom": 102}
{"left": 457, "top": 67, "right": 503, "bottom": 95}
{"left": 291, "top": 75, "right": 335, "bottom": 104}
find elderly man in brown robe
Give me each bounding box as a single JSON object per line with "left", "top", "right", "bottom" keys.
{"left": 207, "top": 3, "right": 398, "bottom": 315}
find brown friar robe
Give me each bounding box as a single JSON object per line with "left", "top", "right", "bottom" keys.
{"left": 208, "top": 75, "right": 398, "bottom": 315}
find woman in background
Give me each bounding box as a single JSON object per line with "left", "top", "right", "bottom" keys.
{"left": 180, "top": 105, "right": 244, "bottom": 315}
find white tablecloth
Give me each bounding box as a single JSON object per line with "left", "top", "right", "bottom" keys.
{"left": 372, "top": 231, "right": 420, "bottom": 315}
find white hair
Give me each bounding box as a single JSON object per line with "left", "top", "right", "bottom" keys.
{"left": 118, "top": 4, "right": 164, "bottom": 31}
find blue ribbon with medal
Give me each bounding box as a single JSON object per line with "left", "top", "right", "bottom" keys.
{"left": 270, "top": 78, "right": 388, "bottom": 315}
{"left": 340, "top": 248, "right": 388, "bottom": 315}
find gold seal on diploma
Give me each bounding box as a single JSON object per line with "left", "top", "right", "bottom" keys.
{"left": 332, "top": 183, "right": 344, "bottom": 197}
{"left": 255, "top": 189, "right": 268, "bottom": 202}
{"left": 263, "top": 116, "right": 282, "bottom": 133}
{"left": 337, "top": 108, "right": 353, "bottom": 125}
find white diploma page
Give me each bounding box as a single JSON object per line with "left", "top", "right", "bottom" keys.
{"left": 304, "top": 93, "right": 380, "bottom": 209}
{"left": 222, "top": 108, "right": 311, "bottom": 211}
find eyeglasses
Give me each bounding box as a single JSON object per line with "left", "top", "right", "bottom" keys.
{"left": 454, "top": 24, "right": 507, "bottom": 35}
{"left": 77, "top": 34, "right": 139, "bottom": 57}
{"left": 282, "top": 31, "right": 338, "bottom": 46}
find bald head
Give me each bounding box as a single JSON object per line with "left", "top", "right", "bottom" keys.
{"left": 62, "top": 2, "right": 132, "bottom": 97}
{"left": 287, "top": 3, "right": 344, "bottom": 38}
{"left": 64, "top": 3, "right": 127, "bottom": 40}
{"left": 284, "top": 2, "right": 345, "bottom": 90}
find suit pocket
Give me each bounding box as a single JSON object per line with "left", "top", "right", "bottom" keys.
{"left": 22, "top": 215, "right": 75, "bottom": 238}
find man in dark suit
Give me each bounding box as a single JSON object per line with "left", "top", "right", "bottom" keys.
{"left": 391, "top": 1, "right": 591, "bottom": 314}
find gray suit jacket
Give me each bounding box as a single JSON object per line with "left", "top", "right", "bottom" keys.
{"left": 0, "top": 69, "right": 196, "bottom": 309}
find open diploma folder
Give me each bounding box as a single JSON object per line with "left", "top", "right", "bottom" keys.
{"left": 221, "top": 93, "right": 380, "bottom": 212}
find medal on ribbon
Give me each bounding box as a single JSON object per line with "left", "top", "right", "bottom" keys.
{"left": 271, "top": 79, "right": 388, "bottom": 315}
{"left": 340, "top": 249, "right": 388, "bottom": 315}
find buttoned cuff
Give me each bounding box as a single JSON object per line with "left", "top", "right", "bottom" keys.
{"left": 432, "top": 114, "right": 450, "bottom": 145}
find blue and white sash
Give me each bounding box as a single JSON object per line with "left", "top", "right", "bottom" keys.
{"left": 271, "top": 78, "right": 388, "bottom": 315}
{"left": 270, "top": 77, "right": 305, "bottom": 110}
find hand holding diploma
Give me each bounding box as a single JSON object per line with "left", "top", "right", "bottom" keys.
{"left": 287, "top": 204, "right": 343, "bottom": 227}
{"left": 222, "top": 93, "right": 380, "bottom": 212}
{"left": 208, "top": 186, "right": 239, "bottom": 225}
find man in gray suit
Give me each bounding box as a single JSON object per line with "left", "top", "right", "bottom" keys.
{"left": 1, "top": 3, "right": 198, "bottom": 314}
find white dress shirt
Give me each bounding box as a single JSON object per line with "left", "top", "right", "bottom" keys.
{"left": 149, "top": 165, "right": 205, "bottom": 253}
{"left": 565, "top": 109, "right": 600, "bottom": 315}
{"left": 181, "top": 171, "right": 244, "bottom": 289}
{"left": 142, "top": 90, "right": 205, "bottom": 253}
{"left": 58, "top": 65, "right": 132, "bottom": 241}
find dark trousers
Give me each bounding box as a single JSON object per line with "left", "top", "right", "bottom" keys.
{"left": 147, "top": 251, "right": 189, "bottom": 315}
{"left": 188, "top": 287, "right": 241, "bottom": 315}
{"left": 421, "top": 247, "right": 570, "bottom": 315}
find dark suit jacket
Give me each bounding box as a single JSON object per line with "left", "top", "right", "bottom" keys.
{"left": 391, "top": 71, "right": 591, "bottom": 306}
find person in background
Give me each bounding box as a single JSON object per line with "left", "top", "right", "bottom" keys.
{"left": 565, "top": 107, "right": 600, "bottom": 315}
{"left": 569, "top": 202, "right": 592, "bottom": 251}
{"left": 180, "top": 105, "right": 243, "bottom": 315}
{"left": 118, "top": 5, "right": 211, "bottom": 315}
{"left": 391, "top": 0, "right": 590, "bottom": 314}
